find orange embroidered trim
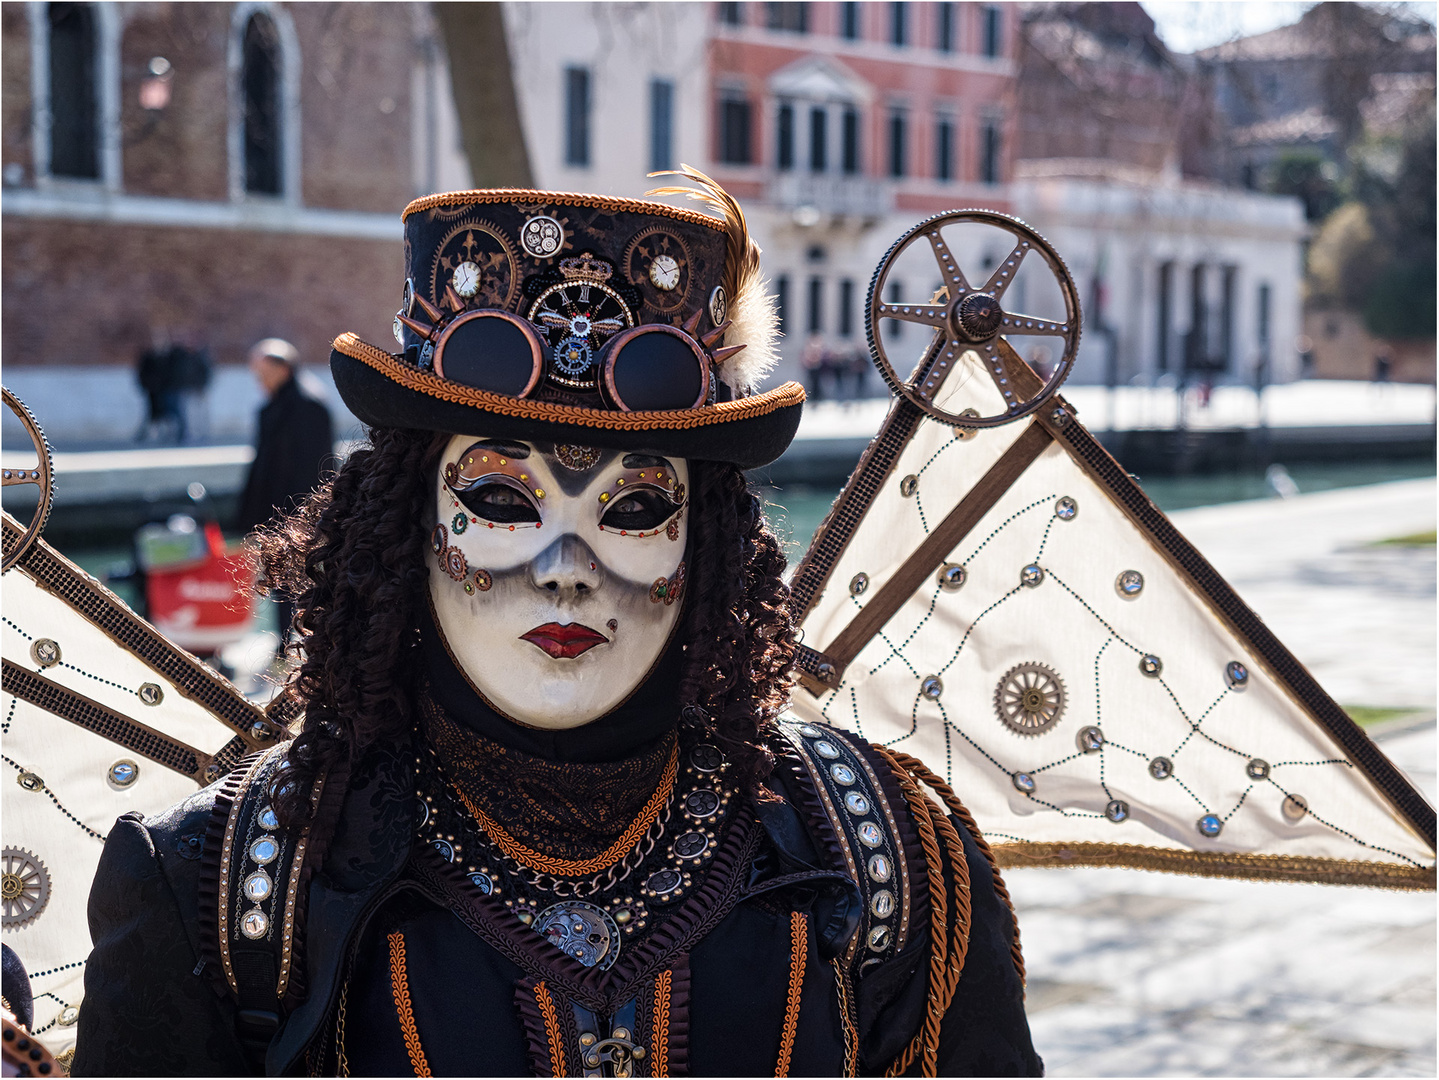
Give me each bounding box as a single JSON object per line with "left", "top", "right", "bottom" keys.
{"left": 775, "top": 910, "right": 808, "bottom": 1077}
{"left": 401, "top": 188, "right": 726, "bottom": 232}
{"left": 387, "top": 931, "right": 432, "bottom": 1077}
{"left": 451, "top": 740, "right": 679, "bottom": 877}
{"left": 652, "top": 969, "right": 673, "bottom": 1076}
{"left": 534, "top": 980, "right": 567, "bottom": 1078}
{"left": 333, "top": 334, "right": 806, "bottom": 430}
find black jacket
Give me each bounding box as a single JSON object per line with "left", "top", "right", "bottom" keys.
{"left": 72, "top": 730, "right": 1041, "bottom": 1076}
{"left": 236, "top": 375, "right": 335, "bottom": 536}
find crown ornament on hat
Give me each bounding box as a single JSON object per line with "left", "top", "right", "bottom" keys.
{"left": 331, "top": 167, "right": 800, "bottom": 469}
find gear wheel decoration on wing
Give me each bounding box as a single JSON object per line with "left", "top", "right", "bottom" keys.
{"left": 2, "top": 391, "right": 283, "bottom": 1057}
{"left": 783, "top": 210, "right": 1435, "bottom": 891}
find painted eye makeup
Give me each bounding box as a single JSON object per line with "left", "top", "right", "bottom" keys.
{"left": 599, "top": 488, "right": 678, "bottom": 532}
{"left": 456, "top": 480, "right": 542, "bottom": 524}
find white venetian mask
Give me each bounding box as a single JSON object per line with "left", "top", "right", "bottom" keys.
{"left": 428, "top": 434, "right": 690, "bottom": 728}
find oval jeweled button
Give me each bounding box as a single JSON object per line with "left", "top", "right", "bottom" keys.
{"left": 1020, "top": 564, "right": 1044, "bottom": 588}
{"left": 830, "top": 763, "right": 857, "bottom": 786}
{"left": 257, "top": 806, "right": 279, "bottom": 830}
{"left": 244, "top": 871, "right": 273, "bottom": 903}
{"left": 920, "top": 675, "right": 943, "bottom": 701}
{"left": 432, "top": 839, "right": 455, "bottom": 862}
{"left": 1139, "top": 654, "right": 1163, "bottom": 677}
{"left": 1105, "top": 799, "right": 1130, "bottom": 823}
{"left": 844, "top": 791, "right": 871, "bottom": 816}
{"left": 108, "top": 760, "right": 139, "bottom": 788}
{"left": 249, "top": 836, "right": 279, "bottom": 865}
{"left": 469, "top": 871, "right": 493, "bottom": 895}
{"left": 1149, "top": 756, "right": 1173, "bottom": 780}
{"left": 867, "top": 854, "right": 892, "bottom": 883}
{"left": 857, "top": 821, "right": 884, "bottom": 848}
{"left": 1246, "top": 758, "right": 1271, "bottom": 780}
{"left": 1054, "top": 496, "right": 1078, "bottom": 520}
{"left": 645, "top": 869, "right": 682, "bottom": 896}
{"left": 685, "top": 789, "right": 721, "bottom": 818}
{"left": 673, "top": 831, "right": 709, "bottom": 859}
{"left": 1196, "top": 814, "right": 1223, "bottom": 838}
{"left": 871, "top": 890, "right": 895, "bottom": 918}
{"left": 813, "top": 740, "right": 841, "bottom": 760}
{"left": 690, "top": 744, "right": 723, "bottom": 772}
{"left": 1226, "top": 661, "right": 1250, "bottom": 689}
{"left": 241, "top": 909, "right": 269, "bottom": 939}
{"left": 1076, "top": 726, "right": 1105, "bottom": 753}
{"left": 798, "top": 724, "right": 822, "bottom": 738}
{"left": 1116, "top": 569, "right": 1144, "bottom": 597}
{"left": 868, "top": 925, "right": 891, "bottom": 951}
{"left": 1011, "top": 771, "right": 1036, "bottom": 794}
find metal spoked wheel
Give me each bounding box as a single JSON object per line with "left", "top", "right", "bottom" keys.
{"left": 2, "top": 386, "right": 55, "bottom": 573}
{"left": 864, "top": 210, "right": 1082, "bottom": 429}
{"left": 994, "top": 662, "right": 1067, "bottom": 736}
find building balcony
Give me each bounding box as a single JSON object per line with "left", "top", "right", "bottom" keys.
{"left": 763, "top": 173, "right": 894, "bottom": 220}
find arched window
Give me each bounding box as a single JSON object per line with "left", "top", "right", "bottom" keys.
{"left": 242, "top": 13, "right": 282, "bottom": 195}
{"left": 47, "top": 2, "right": 98, "bottom": 179}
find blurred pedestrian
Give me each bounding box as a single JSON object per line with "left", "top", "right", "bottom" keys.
{"left": 174, "top": 333, "right": 214, "bottom": 443}
{"left": 134, "top": 333, "right": 186, "bottom": 443}
{"left": 801, "top": 333, "right": 827, "bottom": 401}
{"left": 1373, "top": 348, "right": 1392, "bottom": 383}
{"left": 848, "top": 342, "right": 869, "bottom": 399}
{"left": 237, "top": 338, "right": 334, "bottom": 653}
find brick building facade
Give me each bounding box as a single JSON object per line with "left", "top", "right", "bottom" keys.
{"left": 2, "top": 2, "right": 445, "bottom": 440}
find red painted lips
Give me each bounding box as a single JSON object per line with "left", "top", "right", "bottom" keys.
{"left": 520, "top": 622, "right": 609, "bottom": 659}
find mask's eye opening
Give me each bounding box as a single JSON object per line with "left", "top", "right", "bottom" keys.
{"left": 455, "top": 478, "right": 542, "bottom": 524}
{"left": 600, "top": 486, "right": 680, "bottom": 532}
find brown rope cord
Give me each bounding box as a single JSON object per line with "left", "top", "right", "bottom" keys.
{"left": 870, "top": 745, "right": 968, "bottom": 1078}
{"left": 533, "top": 981, "right": 567, "bottom": 1077}
{"left": 387, "top": 931, "right": 432, "bottom": 1077}
{"left": 889, "top": 750, "right": 1026, "bottom": 986}
{"left": 450, "top": 740, "right": 678, "bottom": 877}
{"left": 775, "top": 910, "right": 809, "bottom": 1077}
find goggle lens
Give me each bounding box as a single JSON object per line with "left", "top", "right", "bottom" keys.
{"left": 602, "top": 326, "right": 708, "bottom": 412}
{"left": 433, "top": 312, "right": 543, "bottom": 399}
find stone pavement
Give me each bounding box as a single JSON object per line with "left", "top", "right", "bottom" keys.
{"left": 1006, "top": 479, "right": 1437, "bottom": 1077}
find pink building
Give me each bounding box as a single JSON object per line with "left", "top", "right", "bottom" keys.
{"left": 704, "top": 1, "right": 1018, "bottom": 385}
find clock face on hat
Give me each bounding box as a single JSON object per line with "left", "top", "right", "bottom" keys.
{"left": 528, "top": 280, "right": 634, "bottom": 390}
{"left": 623, "top": 227, "right": 692, "bottom": 314}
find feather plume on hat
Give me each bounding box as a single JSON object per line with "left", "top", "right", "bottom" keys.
{"left": 646, "top": 165, "right": 780, "bottom": 394}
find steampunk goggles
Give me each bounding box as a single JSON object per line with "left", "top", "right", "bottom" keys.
{"left": 399, "top": 298, "right": 743, "bottom": 414}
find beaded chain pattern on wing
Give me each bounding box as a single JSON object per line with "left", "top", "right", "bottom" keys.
{"left": 387, "top": 931, "right": 432, "bottom": 1077}
{"left": 774, "top": 910, "right": 809, "bottom": 1077}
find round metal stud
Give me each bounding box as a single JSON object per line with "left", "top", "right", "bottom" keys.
{"left": 1076, "top": 726, "right": 1105, "bottom": 753}
{"left": 830, "top": 763, "right": 857, "bottom": 786}
{"left": 469, "top": 871, "right": 493, "bottom": 895}
{"left": 673, "top": 832, "right": 709, "bottom": 859}
{"left": 645, "top": 869, "right": 682, "bottom": 896}
{"left": 813, "top": 740, "right": 840, "bottom": 760}
{"left": 1226, "top": 661, "right": 1250, "bottom": 690}
{"left": 689, "top": 744, "right": 723, "bottom": 772}
{"left": 1196, "top": 814, "right": 1223, "bottom": 838}
{"left": 520, "top": 215, "right": 564, "bottom": 258}
{"left": 899, "top": 474, "right": 919, "bottom": 497}
{"left": 685, "top": 789, "right": 720, "bottom": 818}
{"left": 816, "top": 662, "right": 837, "bottom": 684}
{"left": 107, "top": 760, "right": 139, "bottom": 789}
{"left": 953, "top": 408, "right": 981, "bottom": 439}
{"left": 937, "top": 563, "right": 966, "bottom": 591}
{"left": 1281, "top": 793, "right": 1308, "bottom": 822}
{"left": 29, "top": 638, "right": 60, "bottom": 668}
{"left": 1114, "top": 571, "right": 1143, "bottom": 599}
{"left": 243, "top": 870, "right": 273, "bottom": 903}
{"left": 867, "top": 854, "right": 892, "bottom": 883}
{"left": 857, "top": 822, "right": 884, "bottom": 848}
{"left": 844, "top": 791, "right": 871, "bottom": 815}
{"left": 849, "top": 572, "right": 870, "bottom": 596}
{"left": 1011, "top": 771, "right": 1036, "bottom": 794}
{"left": 920, "top": 675, "right": 943, "bottom": 701}
{"left": 16, "top": 771, "right": 43, "bottom": 792}
{"left": 708, "top": 285, "right": 728, "bottom": 326}
{"left": 432, "top": 839, "right": 455, "bottom": 862}
{"left": 1054, "top": 496, "right": 1078, "bottom": 520}
{"left": 1105, "top": 799, "right": 1130, "bottom": 823}
{"left": 1020, "top": 564, "right": 1044, "bottom": 588}
{"left": 871, "top": 890, "right": 895, "bottom": 918}
{"left": 58, "top": 1006, "right": 79, "bottom": 1027}
{"left": 1148, "top": 756, "right": 1173, "bottom": 780}
{"left": 249, "top": 836, "right": 279, "bottom": 865}
{"left": 241, "top": 909, "right": 269, "bottom": 939}
{"left": 401, "top": 278, "right": 414, "bottom": 316}
{"left": 137, "top": 683, "right": 164, "bottom": 706}
{"left": 1138, "top": 654, "right": 1163, "bottom": 678}
{"left": 1246, "top": 758, "right": 1271, "bottom": 780}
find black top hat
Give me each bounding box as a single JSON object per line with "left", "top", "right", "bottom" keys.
{"left": 331, "top": 169, "right": 803, "bottom": 469}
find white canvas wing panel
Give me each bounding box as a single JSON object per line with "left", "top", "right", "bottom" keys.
{"left": 791, "top": 352, "right": 1434, "bottom": 891}
{"left": 2, "top": 514, "right": 281, "bottom": 1056}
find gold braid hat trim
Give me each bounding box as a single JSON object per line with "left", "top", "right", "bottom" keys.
{"left": 450, "top": 739, "right": 680, "bottom": 877}
{"left": 333, "top": 333, "right": 806, "bottom": 430}
{"left": 402, "top": 188, "right": 727, "bottom": 231}
{"left": 774, "top": 910, "right": 808, "bottom": 1078}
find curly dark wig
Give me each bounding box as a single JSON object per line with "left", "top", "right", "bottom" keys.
{"left": 255, "top": 427, "right": 798, "bottom": 827}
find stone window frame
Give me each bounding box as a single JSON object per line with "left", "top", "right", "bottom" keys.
{"left": 27, "top": 0, "right": 122, "bottom": 191}
{"left": 226, "top": 2, "right": 302, "bottom": 204}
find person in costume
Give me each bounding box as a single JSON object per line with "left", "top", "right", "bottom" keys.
{"left": 72, "top": 174, "right": 1040, "bottom": 1077}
